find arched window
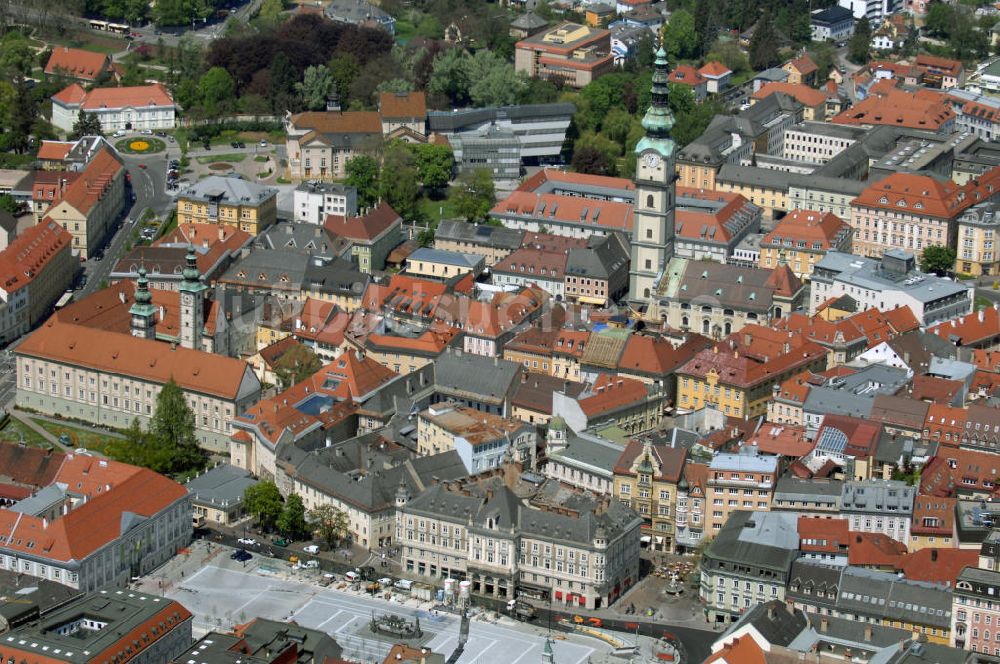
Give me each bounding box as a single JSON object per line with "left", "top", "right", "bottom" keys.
{"left": 643, "top": 288, "right": 650, "bottom": 298}
{"left": 681, "top": 316, "right": 689, "bottom": 327}
{"left": 646, "top": 194, "right": 654, "bottom": 208}
{"left": 702, "top": 319, "right": 710, "bottom": 334}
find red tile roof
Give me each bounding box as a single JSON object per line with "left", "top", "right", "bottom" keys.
{"left": 36, "top": 140, "right": 74, "bottom": 162}
{"left": 17, "top": 316, "right": 250, "bottom": 399}
{"left": 668, "top": 65, "right": 706, "bottom": 87}
{"left": 761, "top": 210, "right": 850, "bottom": 251}
{"left": 920, "top": 448, "right": 1000, "bottom": 497}
{"left": 929, "top": 306, "right": 1000, "bottom": 346}
{"left": 52, "top": 82, "right": 87, "bottom": 105}
{"left": 492, "top": 191, "right": 633, "bottom": 232}
{"left": 704, "top": 636, "right": 766, "bottom": 664}
{"left": 613, "top": 440, "right": 687, "bottom": 482}
{"left": 852, "top": 168, "right": 1000, "bottom": 220}
{"left": 910, "top": 375, "right": 963, "bottom": 404}
{"left": 57, "top": 146, "right": 124, "bottom": 216}
{"left": 577, "top": 374, "right": 649, "bottom": 417}
{"left": 0, "top": 442, "right": 66, "bottom": 488}
{"left": 816, "top": 415, "right": 882, "bottom": 458}
{"left": 923, "top": 403, "right": 967, "bottom": 445}
{"left": 753, "top": 81, "right": 827, "bottom": 108}
{"left": 516, "top": 168, "right": 634, "bottom": 194}
{"left": 677, "top": 325, "right": 826, "bottom": 389}
{"left": 899, "top": 548, "right": 976, "bottom": 587}
{"left": 378, "top": 91, "right": 426, "bottom": 119}
{"left": 915, "top": 54, "right": 964, "bottom": 77}
{"left": 617, "top": 333, "right": 713, "bottom": 378}
{"left": 798, "top": 516, "right": 848, "bottom": 554}
{"left": 699, "top": 61, "right": 731, "bottom": 77}
{"left": 552, "top": 329, "right": 590, "bottom": 358}
{"left": 742, "top": 424, "right": 812, "bottom": 457}
{"left": 0, "top": 220, "right": 73, "bottom": 295}
{"left": 0, "top": 455, "right": 187, "bottom": 562}
{"left": 847, "top": 531, "right": 906, "bottom": 567}
{"left": 786, "top": 54, "right": 818, "bottom": 76}
{"left": 832, "top": 89, "right": 954, "bottom": 130}
{"left": 325, "top": 201, "right": 401, "bottom": 242}
{"left": 911, "top": 495, "right": 956, "bottom": 537}
{"left": 45, "top": 47, "right": 111, "bottom": 80}
{"left": 434, "top": 287, "right": 545, "bottom": 338}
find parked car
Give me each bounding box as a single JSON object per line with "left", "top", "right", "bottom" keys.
{"left": 231, "top": 142, "right": 239, "bottom": 149}
{"left": 273, "top": 538, "right": 289, "bottom": 547}
{"left": 393, "top": 579, "right": 413, "bottom": 592}
{"left": 237, "top": 142, "right": 246, "bottom": 149}
{"left": 230, "top": 549, "right": 252, "bottom": 562}
{"left": 238, "top": 537, "right": 256, "bottom": 546}
{"left": 344, "top": 571, "right": 360, "bottom": 583}
{"left": 259, "top": 139, "right": 267, "bottom": 147}
{"left": 303, "top": 544, "right": 320, "bottom": 554}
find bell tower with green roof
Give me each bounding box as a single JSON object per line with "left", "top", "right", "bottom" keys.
{"left": 629, "top": 47, "right": 677, "bottom": 308}
{"left": 179, "top": 244, "right": 207, "bottom": 350}
{"left": 129, "top": 263, "right": 157, "bottom": 340}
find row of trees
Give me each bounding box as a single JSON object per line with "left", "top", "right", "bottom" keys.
{"left": 244, "top": 481, "right": 351, "bottom": 548}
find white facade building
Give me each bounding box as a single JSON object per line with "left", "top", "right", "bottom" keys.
{"left": 51, "top": 83, "right": 177, "bottom": 134}
{"left": 293, "top": 181, "right": 358, "bottom": 224}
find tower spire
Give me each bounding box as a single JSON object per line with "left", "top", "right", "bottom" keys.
{"left": 129, "top": 261, "right": 156, "bottom": 339}
{"left": 641, "top": 47, "right": 675, "bottom": 138}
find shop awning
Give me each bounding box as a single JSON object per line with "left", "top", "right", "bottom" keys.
{"left": 578, "top": 296, "right": 606, "bottom": 306}
{"left": 655, "top": 537, "right": 664, "bottom": 545}
{"left": 640, "top": 535, "right": 652, "bottom": 543}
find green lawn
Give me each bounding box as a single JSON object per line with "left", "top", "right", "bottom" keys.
{"left": 32, "top": 418, "right": 118, "bottom": 453}
{"left": 976, "top": 295, "right": 994, "bottom": 311}
{"left": 0, "top": 418, "right": 52, "bottom": 448}
{"left": 417, "top": 194, "right": 462, "bottom": 225}
{"left": 195, "top": 153, "right": 246, "bottom": 164}
{"left": 254, "top": 155, "right": 268, "bottom": 162}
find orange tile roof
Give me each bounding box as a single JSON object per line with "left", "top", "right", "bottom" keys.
{"left": 674, "top": 188, "right": 754, "bottom": 244}
{"left": 17, "top": 316, "right": 251, "bottom": 399}
{"left": 0, "top": 442, "right": 66, "bottom": 487}
{"left": 900, "top": 548, "right": 976, "bottom": 587}
{"left": 929, "top": 307, "right": 1000, "bottom": 346}
{"left": 492, "top": 191, "right": 633, "bottom": 232}
{"left": 516, "top": 168, "right": 635, "bottom": 194}
{"left": 678, "top": 325, "right": 827, "bottom": 389}
{"left": 883, "top": 305, "right": 920, "bottom": 334}
{"left": 668, "top": 65, "right": 706, "bottom": 86}
{"left": 847, "top": 531, "right": 906, "bottom": 567}
{"left": 798, "top": 516, "right": 849, "bottom": 553}
{"left": 617, "top": 333, "right": 713, "bottom": 377}
{"left": 923, "top": 403, "right": 967, "bottom": 445}
{"left": 832, "top": 89, "right": 954, "bottom": 130}
{"left": 704, "top": 636, "right": 766, "bottom": 664}
{"left": 52, "top": 83, "right": 87, "bottom": 105}
{"left": 910, "top": 375, "right": 963, "bottom": 404}
{"left": 0, "top": 220, "right": 73, "bottom": 295}
{"left": 362, "top": 273, "right": 452, "bottom": 317}
{"left": 0, "top": 455, "right": 187, "bottom": 562}
{"left": 493, "top": 246, "right": 568, "bottom": 280}
{"left": 682, "top": 461, "right": 708, "bottom": 493}
{"left": 324, "top": 201, "right": 401, "bottom": 242}
{"left": 289, "top": 110, "right": 383, "bottom": 135}
{"left": 742, "top": 424, "right": 812, "bottom": 457}
{"left": 552, "top": 329, "right": 590, "bottom": 358}
{"left": 852, "top": 168, "right": 1000, "bottom": 220}
{"left": 761, "top": 209, "right": 850, "bottom": 250}
{"left": 752, "top": 81, "right": 827, "bottom": 108}
{"left": 911, "top": 495, "right": 957, "bottom": 537}
{"left": 379, "top": 91, "right": 426, "bottom": 119}
{"left": 699, "top": 61, "right": 731, "bottom": 77}
{"left": 237, "top": 352, "right": 397, "bottom": 444}
{"left": 773, "top": 370, "right": 813, "bottom": 406}
{"left": 915, "top": 54, "right": 964, "bottom": 76}
{"left": 36, "top": 140, "right": 74, "bottom": 162}
{"left": 63, "top": 83, "right": 175, "bottom": 111}
{"left": 786, "top": 54, "right": 818, "bottom": 76}
{"left": 920, "top": 447, "right": 1000, "bottom": 497}
{"left": 53, "top": 279, "right": 218, "bottom": 338}
{"left": 45, "top": 47, "right": 110, "bottom": 80}
{"left": 577, "top": 374, "right": 649, "bottom": 417}
{"left": 434, "top": 287, "right": 545, "bottom": 338}
{"left": 57, "top": 146, "right": 124, "bottom": 216}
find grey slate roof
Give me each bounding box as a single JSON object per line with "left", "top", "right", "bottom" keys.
{"left": 549, "top": 431, "right": 624, "bottom": 473}
{"left": 402, "top": 478, "right": 642, "bottom": 546}
{"left": 178, "top": 175, "right": 277, "bottom": 206}
{"left": 428, "top": 103, "right": 577, "bottom": 133}
{"left": 705, "top": 511, "right": 799, "bottom": 569}
{"left": 256, "top": 221, "right": 348, "bottom": 255}
{"left": 802, "top": 364, "right": 911, "bottom": 420}
{"left": 186, "top": 463, "right": 256, "bottom": 508}
{"left": 219, "top": 248, "right": 311, "bottom": 289}
{"left": 407, "top": 247, "right": 483, "bottom": 268}
{"left": 774, "top": 476, "right": 843, "bottom": 504}
{"left": 433, "top": 350, "right": 521, "bottom": 406}
{"left": 657, "top": 256, "right": 787, "bottom": 312}
{"left": 565, "top": 234, "right": 629, "bottom": 280}
{"left": 723, "top": 599, "right": 807, "bottom": 648}
{"left": 434, "top": 220, "right": 524, "bottom": 250}
{"left": 841, "top": 479, "right": 915, "bottom": 515}
{"left": 303, "top": 257, "right": 369, "bottom": 296}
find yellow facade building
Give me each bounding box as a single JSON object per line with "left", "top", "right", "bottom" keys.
{"left": 176, "top": 175, "right": 278, "bottom": 236}
{"left": 612, "top": 441, "right": 687, "bottom": 553}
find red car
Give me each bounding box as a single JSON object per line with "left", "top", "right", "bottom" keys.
{"left": 137, "top": 164, "right": 146, "bottom": 169}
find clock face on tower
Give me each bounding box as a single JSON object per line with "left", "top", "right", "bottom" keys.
{"left": 643, "top": 152, "right": 661, "bottom": 169}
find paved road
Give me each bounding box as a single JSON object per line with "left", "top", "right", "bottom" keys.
{"left": 78, "top": 136, "right": 179, "bottom": 298}
{"left": 0, "top": 349, "right": 15, "bottom": 412}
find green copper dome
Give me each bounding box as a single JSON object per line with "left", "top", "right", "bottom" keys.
{"left": 182, "top": 244, "right": 200, "bottom": 283}
{"left": 134, "top": 265, "right": 152, "bottom": 305}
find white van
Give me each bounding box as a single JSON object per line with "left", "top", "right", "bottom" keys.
{"left": 303, "top": 544, "right": 320, "bottom": 554}
{"left": 393, "top": 579, "right": 413, "bottom": 592}
{"left": 345, "top": 570, "right": 360, "bottom": 582}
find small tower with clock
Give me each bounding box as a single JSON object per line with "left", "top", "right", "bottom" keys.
{"left": 129, "top": 263, "right": 157, "bottom": 339}
{"left": 628, "top": 46, "right": 677, "bottom": 307}
{"left": 178, "top": 244, "right": 207, "bottom": 350}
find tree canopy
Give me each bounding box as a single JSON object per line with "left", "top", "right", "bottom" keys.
{"left": 272, "top": 343, "right": 323, "bottom": 389}
{"left": 451, "top": 169, "right": 496, "bottom": 222}
{"left": 71, "top": 111, "right": 103, "bottom": 140}
{"left": 345, "top": 155, "right": 381, "bottom": 209}
{"left": 277, "top": 493, "right": 307, "bottom": 538}
{"left": 921, "top": 245, "right": 956, "bottom": 276}
{"left": 308, "top": 503, "right": 350, "bottom": 548}
{"left": 244, "top": 481, "right": 283, "bottom": 530}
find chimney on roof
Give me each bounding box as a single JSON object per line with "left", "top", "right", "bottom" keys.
{"left": 820, "top": 617, "right": 829, "bottom": 634}
{"left": 980, "top": 309, "right": 985, "bottom": 323}
{"left": 785, "top": 597, "right": 795, "bottom": 615}
{"left": 864, "top": 624, "right": 873, "bottom": 642}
